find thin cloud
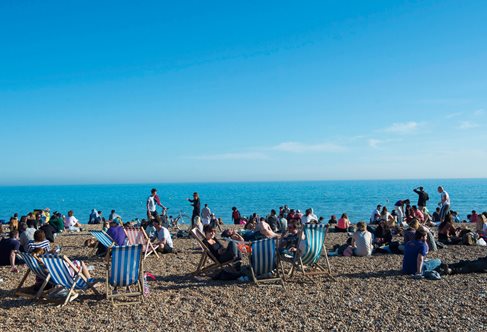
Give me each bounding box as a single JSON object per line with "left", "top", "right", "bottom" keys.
{"left": 458, "top": 121, "right": 479, "bottom": 130}
{"left": 473, "top": 109, "right": 485, "bottom": 116}
{"left": 368, "top": 139, "right": 382, "bottom": 149}
{"left": 273, "top": 141, "right": 344, "bottom": 153}
{"left": 446, "top": 112, "right": 463, "bottom": 119}
{"left": 189, "top": 152, "right": 270, "bottom": 161}
{"left": 384, "top": 121, "right": 421, "bottom": 134}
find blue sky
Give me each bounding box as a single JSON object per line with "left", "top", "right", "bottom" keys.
{"left": 1, "top": 0, "right": 486, "bottom": 185}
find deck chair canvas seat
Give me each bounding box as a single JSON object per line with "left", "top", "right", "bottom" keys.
{"left": 282, "top": 224, "right": 334, "bottom": 282}
{"left": 190, "top": 228, "right": 240, "bottom": 276}
{"left": 124, "top": 227, "right": 160, "bottom": 259}
{"left": 249, "top": 238, "right": 285, "bottom": 288}
{"left": 106, "top": 244, "right": 144, "bottom": 306}
{"left": 15, "top": 252, "right": 51, "bottom": 299}
{"left": 90, "top": 230, "right": 115, "bottom": 257}
{"left": 40, "top": 254, "right": 100, "bottom": 306}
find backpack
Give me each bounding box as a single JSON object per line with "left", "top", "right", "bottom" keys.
{"left": 462, "top": 232, "right": 476, "bottom": 246}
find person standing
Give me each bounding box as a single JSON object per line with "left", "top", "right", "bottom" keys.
{"left": 437, "top": 186, "right": 450, "bottom": 222}
{"left": 413, "top": 187, "right": 429, "bottom": 211}
{"left": 201, "top": 204, "right": 211, "bottom": 225}
{"left": 188, "top": 192, "right": 201, "bottom": 228}
{"left": 147, "top": 188, "right": 166, "bottom": 221}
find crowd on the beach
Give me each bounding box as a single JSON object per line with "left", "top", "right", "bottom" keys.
{"left": 1, "top": 185, "right": 487, "bottom": 289}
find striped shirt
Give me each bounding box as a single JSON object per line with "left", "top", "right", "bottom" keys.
{"left": 27, "top": 240, "right": 51, "bottom": 253}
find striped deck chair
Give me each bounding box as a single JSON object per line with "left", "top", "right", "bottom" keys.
{"left": 190, "top": 228, "right": 239, "bottom": 276}
{"left": 15, "top": 252, "right": 51, "bottom": 299}
{"left": 90, "top": 230, "right": 115, "bottom": 257}
{"left": 284, "top": 224, "right": 334, "bottom": 282}
{"left": 106, "top": 245, "right": 144, "bottom": 306}
{"left": 249, "top": 238, "right": 285, "bottom": 288}
{"left": 40, "top": 254, "right": 100, "bottom": 306}
{"left": 124, "top": 226, "right": 159, "bottom": 259}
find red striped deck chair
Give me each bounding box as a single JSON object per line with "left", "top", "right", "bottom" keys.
{"left": 124, "top": 226, "right": 160, "bottom": 259}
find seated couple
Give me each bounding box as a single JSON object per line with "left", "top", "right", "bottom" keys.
{"left": 240, "top": 218, "right": 280, "bottom": 241}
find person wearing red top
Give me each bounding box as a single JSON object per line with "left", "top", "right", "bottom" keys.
{"left": 412, "top": 206, "right": 425, "bottom": 223}
{"left": 336, "top": 213, "right": 350, "bottom": 233}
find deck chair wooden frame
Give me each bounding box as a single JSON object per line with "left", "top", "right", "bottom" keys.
{"left": 249, "top": 238, "right": 285, "bottom": 288}
{"left": 190, "top": 228, "right": 239, "bottom": 276}
{"left": 105, "top": 244, "right": 144, "bottom": 306}
{"left": 124, "top": 226, "right": 160, "bottom": 260}
{"left": 282, "top": 224, "right": 334, "bottom": 283}
{"left": 15, "top": 252, "right": 51, "bottom": 299}
{"left": 89, "top": 230, "right": 115, "bottom": 258}
{"left": 40, "top": 254, "right": 100, "bottom": 306}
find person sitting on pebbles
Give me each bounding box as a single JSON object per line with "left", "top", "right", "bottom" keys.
{"left": 351, "top": 222, "right": 373, "bottom": 257}
{"left": 402, "top": 227, "right": 442, "bottom": 278}
{"left": 153, "top": 220, "right": 174, "bottom": 254}
{"left": 256, "top": 217, "right": 280, "bottom": 239}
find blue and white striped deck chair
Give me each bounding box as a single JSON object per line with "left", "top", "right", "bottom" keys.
{"left": 250, "top": 238, "right": 285, "bottom": 288}
{"left": 15, "top": 252, "right": 51, "bottom": 299}
{"left": 90, "top": 230, "right": 115, "bottom": 257}
{"left": 106, "top": 244, "right": 144, "bottom": 306}
{"left": 40, "top": 254, "right": 100, "bottom": 306}
{"left": 288, "top": 224, "right": 334, "bottom": 282}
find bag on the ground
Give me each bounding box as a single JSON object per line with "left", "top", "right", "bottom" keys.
{"left": 462, "top": 232, "right": 476, "bottom": 246}
{"left": 212, "top": 270, "right": 243, "bottom": 281}
{"left": 424, "top": 270, "right": 441, "bottom": 280}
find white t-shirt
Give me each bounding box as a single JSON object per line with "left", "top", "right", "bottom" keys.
{"left": 64, "top": 216, "right": 79, "bottom": 228}
{"left": 370, "top": 209, "right": 380, "bottom": 222}
{"left": 441, "top": 191, "right": 450, "bottom": 205}
{"left": 352, "top": 231, "right": 373, "bottom": 256}
{"left": 156, "top": 227, "right": 173, "bottom": 248}
{"left": 147, "top": 196, "right": 157, "bottom": 213}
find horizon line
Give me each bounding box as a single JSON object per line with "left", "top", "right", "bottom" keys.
{"left": 0, "top": 177, "right": 486, "bottom": 188}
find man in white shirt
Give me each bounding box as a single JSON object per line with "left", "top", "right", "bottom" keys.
{"left": 201, "top": 204, "right": 211, "bottom": 225}
{"left": 370, "top": 205, "right": 381, "bottom": 224}
{"left": 153, "top": 221, "right": 173, "bottom": 254}
{"left": 437, "top": 186, "right": 451, "bottom": 222}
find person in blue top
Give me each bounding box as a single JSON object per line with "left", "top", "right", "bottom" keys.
{"left": 402, "top": 227, "right": 441, "bottom": 277}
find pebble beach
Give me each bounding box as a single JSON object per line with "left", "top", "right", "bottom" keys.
{"left": 1, "top": 224, "right": 486, "bottom": 332}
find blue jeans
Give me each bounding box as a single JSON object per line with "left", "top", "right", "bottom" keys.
{"left": 423, "top": 258, "right": 441, "bottom": 274}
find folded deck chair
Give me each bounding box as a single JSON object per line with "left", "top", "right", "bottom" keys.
{"left": 124, "top": 226, "right": 160, "bottom": 259}
{"left": 40, "top": 254, "right": 100, "bottom": 306}
{"left": 90, "top": 230, "right": 115, "bottom": 257}
{"left": 106, "top": 244, "right": 144, "bottom": 306}
{"left": 283, "top": 224, "right": 334, "bottom": 282}
{"left": 249, "top": 238, "right": 285, "bottom": 288}
{"left": 15, "top": 252, "right": 51, "bottom": 299}
{"left": 190, "top": 228, "right": 240, "bottom": 276}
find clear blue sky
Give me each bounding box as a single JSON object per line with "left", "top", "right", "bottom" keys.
{"left": 1, "top": 0, "right": 486, "bottom": 185}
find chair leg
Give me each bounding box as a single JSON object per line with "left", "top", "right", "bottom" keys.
{"left": 15, "top": 269, "right": 31, "bottom": 295}
{"left": 35, "top": 274, "right": 51, "bottom": 299}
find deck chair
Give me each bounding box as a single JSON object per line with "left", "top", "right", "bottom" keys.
{"left": 89, "top": 230, "right": 115, "bottom": 257}
{"left": 190, "top": 228, "right": 240, "bottom": 276}
{"left": 283, "top": 224, "right": 334, "bottom": 282}
{"left": 124, "top": 226, "right": 160, "bottom": 259}
{"left": 15, "top": 252, "right": 51, "bottom": 299}
{"left": 106, "top": 244, "right": 144, "bottom": 306}
{"left": 249, "top": 238, "right": 285, "bottom": 288}
{"left": 40, "top": 254, "right": 100, "bottom": 306}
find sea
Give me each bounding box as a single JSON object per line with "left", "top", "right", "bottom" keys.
{"left": 0, "top": 179, "right": 486, "bottom": 224}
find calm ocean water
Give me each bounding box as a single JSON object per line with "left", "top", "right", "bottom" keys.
{"left": 0, "top": 179, "right": 486, "bottom": 224}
